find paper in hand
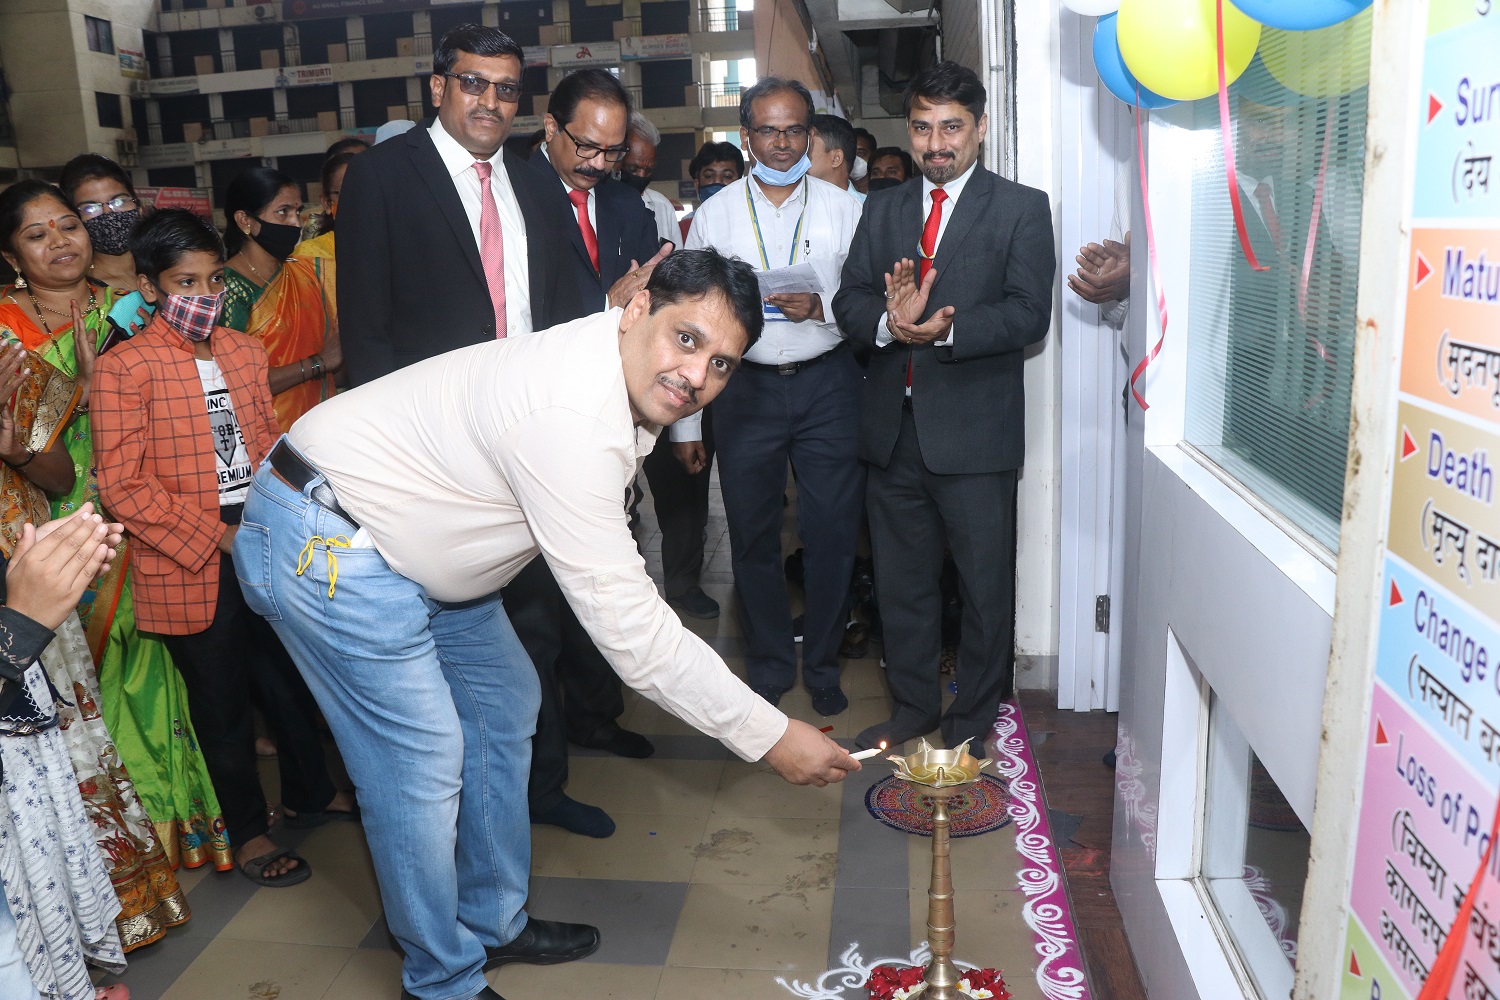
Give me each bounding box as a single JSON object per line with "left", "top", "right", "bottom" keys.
{"left": 756, "top": 262, "right": 826, "bottom": 297}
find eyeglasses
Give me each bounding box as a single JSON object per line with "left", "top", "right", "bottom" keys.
{"left": 442, "top": 73, "right": 522, "bottom": 103}
{"left": 560, "top": 124, "right": 630, "bottom": 164}
{"left": 75, "top": 195, "right": 139, "bottom": 220}
{"left": 747, "top": 125, "right": 810, "bottom": 141}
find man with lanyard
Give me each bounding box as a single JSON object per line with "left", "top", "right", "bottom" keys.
{"left": 679, "top": 76, "right": 862, "bottom": 715}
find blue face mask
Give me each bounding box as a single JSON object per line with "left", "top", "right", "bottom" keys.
{"left": 697, "top": 183, "right": 728, "bottom": 201}
{"left": 750, "top": 152, "right": 813, "bottom": 187}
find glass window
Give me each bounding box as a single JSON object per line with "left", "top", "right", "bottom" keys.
{"left": 1181, "top": 17, "right": 1371, "bottom": 553}
{"left": 95, "top": 92, "right": 124, "bottom": 130}
{"left": 1200, "top": 691, "right": 1311, "bottom": 998}
{"left": 85, "top": 15, "right": 115, "bottom": 55}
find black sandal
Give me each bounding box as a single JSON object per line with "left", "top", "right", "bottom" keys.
{"left": 238, "top": 847, "right": 312, "bottom": 888}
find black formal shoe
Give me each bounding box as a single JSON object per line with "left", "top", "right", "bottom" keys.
{"left": 809, "top": 685, "right": 848, "bottom": 717}
{"left": 402, "top": 985, "right": 507, "bottom": 999}
{"left": 531, "top": 795, "right": 615, "bottom": 838}
{"left": 856, "top": 716, "right": 939, "bottom": 751}
{"left": 574, "top": 724, "right": 655, "bottom": 759}
{"left": 484, "top": 916, "right": 601, "bottom": 969}
{"left": 750, "top": 684, "right": 787, "bottom": 707}
{"left": 839, "top": 621, "right": 869, "bottom": 659}
{"left": 668, "top": 586, "right": 720, "bottom": 619}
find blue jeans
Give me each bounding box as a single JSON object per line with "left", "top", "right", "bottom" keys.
{"left": 235, "top": 452, "right": 539, "bottom": 1000}
{"left": 0, "top": 893, "right": 39, "bottom": 1000}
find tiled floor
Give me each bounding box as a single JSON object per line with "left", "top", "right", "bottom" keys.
{"left": 94, "top": 473, "right": 1132, "bottom": 1000}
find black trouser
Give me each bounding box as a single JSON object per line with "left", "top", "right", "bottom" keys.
{"left": 163, "top": 545, "right": 337, "bottom": 848}
{"left": 502, "top": 556, "right": 625, "bottom": 814}
{"left": 712, "top": 347, "right": 864, "bottom": 692}
{"left": 642, "top": 406, "right": 715, "bottom": 600}
{"left": 867, "top": 409, "right": 1019, "bottom": 746}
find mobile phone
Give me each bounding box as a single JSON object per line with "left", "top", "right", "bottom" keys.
{"left": 106, "top": 290, "right": 154, "bottom": 336}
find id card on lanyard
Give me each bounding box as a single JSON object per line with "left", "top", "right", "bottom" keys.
{"left": 747, "top": 181, "right": 807, "bottom": 322}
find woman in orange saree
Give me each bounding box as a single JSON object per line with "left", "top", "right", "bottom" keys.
{"left": 220, "top": 165, "right": 344, "bottom": 431}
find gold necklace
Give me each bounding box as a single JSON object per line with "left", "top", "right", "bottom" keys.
{"left": 27, "top": 285, "right": 97, "bottom": 334}
{"left": 233, "top": 251, "right": 268, "bottom": 284}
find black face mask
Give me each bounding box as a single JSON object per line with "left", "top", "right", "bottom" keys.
{"left": 83, "top": 208, "right": 141, "bottom": 257}
{"left": 250, "top": 221, "right": 302, "bottom": 262}
{"left": 867, "top": 176, "right": 903, "bottom": 192}
{"left": 619, "top": 172, "right": 651, "bottom": 193}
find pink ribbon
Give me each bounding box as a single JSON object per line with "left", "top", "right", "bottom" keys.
{"left": 1128, "top": 94, "right": 1169, "bottom": 411}
{"left": 1216, "top": 0, "right": 1269, "bottom": 272}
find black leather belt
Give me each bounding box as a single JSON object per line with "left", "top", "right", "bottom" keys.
{"left": 270, "top": 439, "right": 359, "bottom": 528}
{"left": 739, "top": 341, "right": 847, "bottom": 376}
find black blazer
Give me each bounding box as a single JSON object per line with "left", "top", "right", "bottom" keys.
{"left": 833, "top": 167, "right": 1055, "bottom": 475}
{"left": 337, "top": 120, "right": 569, "bottom": 385}
{"left": 529, "top": 152, "right": 661, "bottom": 324}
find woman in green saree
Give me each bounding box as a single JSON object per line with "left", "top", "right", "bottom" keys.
{"left": 0, "top": 180, "right": 232, "bottom": 878}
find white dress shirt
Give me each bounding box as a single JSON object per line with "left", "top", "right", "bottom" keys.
{"left": 675, "top": 173, "right": 860, "bottom": 442}
{"left": 429, "top": 118, "right": 533, "bottom": 335}
{"left": 874, "top": 159, "right": 978, "bottom": 354}
{"left": 288, "top": 309, "right": 789, "bottom": 762}
{"left": 642, "top": 186, "right": 680, "bottom": 245}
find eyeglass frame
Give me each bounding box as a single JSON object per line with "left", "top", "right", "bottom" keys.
{"left": 558, "top": 123, "right": 630, "bottom": 164}
{"left": 440, "top": 72, "right": 522, "bottom": 104}
{"left": 75, "top": 195, "right": 140, "bottom": 220}
{"left": 746, "top": 125, "right": 811, "bottom": 142}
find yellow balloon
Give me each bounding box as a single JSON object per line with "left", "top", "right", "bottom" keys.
{"left": 1117, "top": 0, "right": 1263, "bottom": 102}
{"left": 1259, "top": 9, "right": 1372, "bottom": 97}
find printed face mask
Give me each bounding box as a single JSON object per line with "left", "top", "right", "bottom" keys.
{"left": 82, "top": 208, "right": 140, "bottom": 257}
{"left": 158, "top": 290, "right": 225, "bottom": 343}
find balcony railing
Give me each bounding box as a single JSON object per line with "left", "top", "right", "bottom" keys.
{"left": 345, "top": 35, "right": 432, "bottom": 63}
{"left": 625, "top": 83, "right": 742, "bottom": 111}
{"left": 698, "top": 6, "right": 753, "bottom": 32}
{"left": 699, "top": 83, "right": 743, "bottom": 108}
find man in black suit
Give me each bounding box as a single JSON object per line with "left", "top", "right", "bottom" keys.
{"left": 506, "top": 68, "right": 667, "bottom": 840}
{"left": 833, "top": 62, "right": 1055, "bottom": 754}
{"left": 337, "top": 23, "right": 568, "bottom": 385}
{"left": 329, "top": 22, "right": 599, "bottom": 995}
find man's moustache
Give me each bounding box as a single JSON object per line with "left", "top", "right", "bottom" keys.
{"left": 575, "top": 165, "right": 608, "bottom": 179}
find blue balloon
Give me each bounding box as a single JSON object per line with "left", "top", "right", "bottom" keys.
{"left": 1092, "top": 14, "right": 1178, "bottom": 110}
{"left": 1228, "top": 0, "right": 1370, "bottom": 31}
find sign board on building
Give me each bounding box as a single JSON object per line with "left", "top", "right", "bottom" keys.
{"left": 678, "top": 180, "right": 697, "bottom": 201}
{"left": 138, "top": 144, "right": 196, "bottom": 169}
{"left": 523, "top": 45, "right": 550, "bottom": 67}
{"left": 193, "top": 137, "right": 255, "bottom": 161}
{"left": 280, "top": 0, "right": 421, "bottom": 19}
{"left": 136, "top": 186, "right": 214, "bottom": 218}
{"left": 550, "top": 42, "right": 621, "bottom": 68}
{"left": 276, "top": 64, "right": 335, "bottom": 88}
{"left": 147, "top": 76, "right": 200, "bottom": 97}
{"left": 511, "top": 115, "right": 543, "bottom": 133}
{"left": 620, "top": 34, "right": 693, "bottom": 61}
{"left": 1337, "top": 4, "right": 1500, "bottom": 999}
{"left": 118, "top": 48, "right": 148, "bottom": 80}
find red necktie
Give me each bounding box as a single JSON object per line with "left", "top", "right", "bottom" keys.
{"left": 473, "top": 160, "right": 507, "bottom": 339}
{"left": 1253, "top": 181, "right": 1283, "bottom": 249}
{"left": 918, "top": 188, "right": 948, "bottom": 283}
{"left": 569, "top": 188, "right": 600, "bottom": 273}
{"left": 908, "top": 188, "right": 949, "bottom": 388}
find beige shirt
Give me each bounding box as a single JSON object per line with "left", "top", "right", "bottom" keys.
{"left": 287, "top": 309, "right": 788, "bottom": 762}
